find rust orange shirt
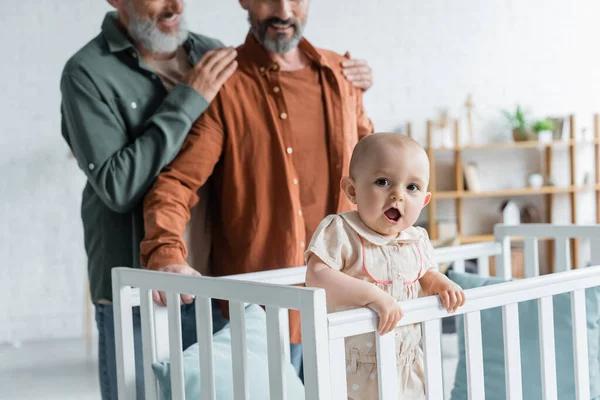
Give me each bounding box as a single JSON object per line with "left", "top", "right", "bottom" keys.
{"left": 141, "top": 33, "right": 373, "bottom": 343}
{"left": 279, "top": 63, "right": 331, "bottom": 242}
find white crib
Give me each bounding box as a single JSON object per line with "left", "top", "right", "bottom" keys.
{"left": 113, "top": 224, "right": 600, "bottom": 399}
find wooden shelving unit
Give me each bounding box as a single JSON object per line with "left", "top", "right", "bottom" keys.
{"left": 424, "top": 114, "right": 600, "bottom": 270}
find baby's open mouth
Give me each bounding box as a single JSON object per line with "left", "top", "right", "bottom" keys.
{"left": 384, "top": 207, "right": 401, "bottom": 222}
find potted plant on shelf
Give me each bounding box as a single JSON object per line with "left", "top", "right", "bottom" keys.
{"left": 502, "top": 105, "right": 532, "bottom": 141}
{"left": 531, "top": 118, "right": 554, "bottom": 143}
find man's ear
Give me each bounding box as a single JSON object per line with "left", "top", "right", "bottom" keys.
{"left": 341, "top": 176, "right": 358, "bottom": 204}
{"left": 423, "top": 192, "right": 432, "bottom": 207}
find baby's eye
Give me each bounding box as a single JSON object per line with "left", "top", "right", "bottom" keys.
{"left": 407, "top": 184, "right": 419, "bottom": 192}
{"left": 375, "top": 178, "right": 391, "bottom": 187}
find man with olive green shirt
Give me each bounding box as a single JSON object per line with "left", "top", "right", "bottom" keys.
{"left": 60, "top": 1, "right": 237, "bottom": 398}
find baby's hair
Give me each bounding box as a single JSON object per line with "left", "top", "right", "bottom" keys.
{"left": 349, "top": 133, "right": 426, "bottom": 179}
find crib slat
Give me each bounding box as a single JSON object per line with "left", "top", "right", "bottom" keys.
{"left": 538, "top": 296, "right": 558, "bottom": 400}
{"left": 571, "top": 290, "right": 590, "bottom": 400}
{"left": 301, "top": 289, "right": 331, "bottom": 400}
{"left": 266, "top": 307, "right": 288, "bottom": 400}
{"left": 195, "top": 297, "right": 216, "bottom": 400}
{"left": 554, "top": 237, "right": 571, "bottom": 272}
{"left": 464, "top": 312, "right": 485, "bottom": 400}
{"left": 154, "top": 306, "right": 170, "bottom": 362}
{"left": 422, "top": 320, "right": 444, "bottom": 400}
{"left": 502, "top": 303, "right": 522, "bottom": 400}
{"left": 453, "top": 259, "right": 466, "bottom": 273}
{"left": 140, "top": 289, "right": 159, "bottom": 400}
{"left": 495, "top": 237, "right": 513, "bottom": 280}
{"left": 167, "top": 292, "right": 186, "bottom": 400}
{"left": 113, "top": 284, "right": 136, "bottom": 400}
{"left": 280, "top": 307, "right": 291, "bottom": 363}
{"left": 477, "top": 256, "right": 490, "bottom": 277}
{"left": 524, "top": 237, "right": 540, "bottom": 278}
{"left": 591, "top": 239, "right": 600, "bottom": 266}
{"left": 328, "top": 338, "right": 348, "bottom": 400}
{"left": 229, "top": 301, "right": 249, "bottom": 400}
{"left": 376, "top": 332, "right": 398, "bottom": 400}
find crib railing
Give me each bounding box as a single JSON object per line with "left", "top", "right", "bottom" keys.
{"left": 112, "top": 239, "right": 501, "bottom": 400}
{"left": 112, "top": 268, "right": 332, "bottom": 400}
{"left": 327, "top": 265, "right": 600, "bottom": 400}
{"left": 113, "top": 224, "right": 600, "bottom": 400}
{"left": 495, "top": 224, "right": 600, "bottom": 279}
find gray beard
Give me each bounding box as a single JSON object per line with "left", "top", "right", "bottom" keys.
{"left": 250, "top": 17, "right": 305, "bottom": 54}
{"left": 125, "top": 2, "right": 189, "bottom": 54}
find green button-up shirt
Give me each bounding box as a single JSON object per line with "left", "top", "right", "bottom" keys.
{"left": 60, "top": 12, "right": 223, "bottom": 302}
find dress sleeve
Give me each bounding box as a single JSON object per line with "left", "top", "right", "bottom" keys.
{"left": 304, "top": 214, "right": 353, "bottom": 271}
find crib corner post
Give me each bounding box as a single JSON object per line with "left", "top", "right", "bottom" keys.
{"left": 494, "top": 226, "right": 513, "bottom": 280}
{"left": 112, "top": 267, "right": 137, "bottom": 400}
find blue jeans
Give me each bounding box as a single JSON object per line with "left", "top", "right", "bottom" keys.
{"left": 94, "top": 300, "right": 227, "bottom": 400}
{"left": 290, "top": 343, "right": 304, "bottom": 383}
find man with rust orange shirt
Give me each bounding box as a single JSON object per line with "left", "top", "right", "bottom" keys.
{"left": 140, "top": 0, "right": 374, "bottom": 379}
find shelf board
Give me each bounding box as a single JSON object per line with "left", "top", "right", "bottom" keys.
{"left": 434, "top": 184, "right": 600, "bottom": 199}
{"left": 430, "top": 138, "right": 599, "bottom": 152}
{"left": 459, "top": 234, "right": 494, "bottom": 244}
{"left": 459, "top": 234, "right": 554, "bottom": 244}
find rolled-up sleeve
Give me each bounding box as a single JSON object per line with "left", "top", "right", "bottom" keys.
{"left": 140, "top": 96, "right": 225, "bottom": 270}
{"left": 61, "top": 70, "right": 209, "bottom": 213}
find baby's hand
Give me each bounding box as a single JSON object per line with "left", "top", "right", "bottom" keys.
{"left": 428, "top": 274, "right": 465, "bottom": 313}
{"left": 366, "top": 292, "right": 403, "bottom": 335}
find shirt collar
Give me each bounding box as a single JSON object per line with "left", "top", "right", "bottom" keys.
{"left": 241, "top": 31, "right": 332, "bottom": 74}
{"left": 101, "top": 12, "right": 134, "bottom": 53}
{"left": 340, "top": 211, "right": 423, "bottom": 246}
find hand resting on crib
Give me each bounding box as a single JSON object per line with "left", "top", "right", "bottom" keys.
{"left": 306, "top": 255, "right": 465, "bottom": 335}
{"left": 418, "top": 269, "right": 465, "bottom": 313}
{"left": 150, "top": 263, "right": 200, "bottom": 306}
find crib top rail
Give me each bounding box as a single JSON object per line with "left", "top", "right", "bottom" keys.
{"left": 495, "top": 223, "right": 600, "bottom": 239}
{"left": 326, "top": 264, "right": 600, "bottom": 339}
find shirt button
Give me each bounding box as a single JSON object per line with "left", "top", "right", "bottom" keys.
{"left": 131, "top": 52, "right": 138, "bottom": 58}
{"left": 286, "top": 147, "right": 293, "bottom": 155}
{"left": 273, "top": 86, "right": 280, "bottom": 93}
{"left": 131, "top": 102, "right": 137, "bottom": 109}
{"left": 392, "top": 246, "right": 398, "bottom": 252}
{"left": 151, "top": 74, "right": 157, "bottom": 80}
{"left": 298, "top": 210, "right": 303, "bottom": 217}
{"left": 292, "top": 178, "right": 298, "bottom": 185}
{"left": 88, "top": 163, "right": 95, "bottom": 171}
{"left": 280, "top": 112, "right": 288, "bottom": 120}
{"left": 260, "top": 67, "right": 266, "bottom": 73}
{"left": 272, "top": 64, "right": 279, "bottom": 71}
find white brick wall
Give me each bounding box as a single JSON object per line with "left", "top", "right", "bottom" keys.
{"left": 2, "top": 0, "right": 599, "bottom": 342}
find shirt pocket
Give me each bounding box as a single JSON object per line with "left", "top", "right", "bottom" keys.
{"left": 114, "top": 93, "right": 159, "bottom": 140}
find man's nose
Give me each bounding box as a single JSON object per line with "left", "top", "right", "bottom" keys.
{"left": 271, "top": 0, "right": 293, "bottom": 20}
{"left": 166, "top": 0, "right": 184, "bottom": 14}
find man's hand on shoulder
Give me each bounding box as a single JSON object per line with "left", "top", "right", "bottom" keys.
{"left": 183, "top": 47, "right": 238, "bottom": 103}
{"left": 341, "top": 51, "right": 373, "bottom": 92}
{"left": 152, "top": 263, "right": 200, "bottom": 306}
